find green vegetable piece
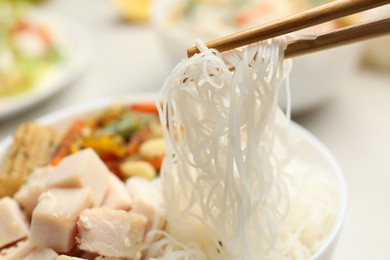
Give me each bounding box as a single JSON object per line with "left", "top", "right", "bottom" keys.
{"left": 102, "top": 111, "right": 156, "bottom": 140}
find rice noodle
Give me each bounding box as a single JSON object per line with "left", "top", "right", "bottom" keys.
{"left": 151, "top": 37, "right": 337, "bottom": 260}
{"left": 156, "top": 37, "right": 294, "bottom": 259}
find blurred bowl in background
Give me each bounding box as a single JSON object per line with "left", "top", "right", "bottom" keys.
{"left": 362, "top": 35, "right": 390, "bottom": 72}
{"left": 361, "top": 6, "right": 390, "bottom": 72}
{"left": 151, "top": 0, "right": 363, "bottom": 114}
{"left": 279, "top": 43, "right": 361, "bottom": 114}
{"left": 110, "top": 0, "right": 150, "bottom": 23}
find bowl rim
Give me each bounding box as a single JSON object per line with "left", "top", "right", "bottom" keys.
{"left": 0, "top": 93, "right": 347, "bottom": 259}
{"left": 292, "top": 123, "right": 347, "bottom": 259}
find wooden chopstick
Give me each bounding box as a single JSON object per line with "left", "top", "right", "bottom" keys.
{"left": 187, "top": 0, "right": 390, "bottom": 57}
{"left": 284, "top": 16, "right": 390, "bottom": 58}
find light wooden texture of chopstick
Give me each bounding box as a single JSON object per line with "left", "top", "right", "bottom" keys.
{"left": 284, "top": 16, "right": 390, "bottom": 58}
{"left": 187, "top": 0, "right": 390, "bottom": 57}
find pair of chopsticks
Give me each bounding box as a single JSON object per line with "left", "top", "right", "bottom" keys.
{"left": 187, "top": 0, "right": 390, "bottom": 58}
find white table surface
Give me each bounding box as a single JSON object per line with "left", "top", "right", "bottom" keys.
{"left": 1, "top": 1, "right": 390, "bottom": 259}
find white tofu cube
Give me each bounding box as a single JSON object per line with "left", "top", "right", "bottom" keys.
{"left": 126, "top": 177, "right": 165, "bottom": 231}
{"left": 131, "top": 196, "right": 166, "bottom": 232}
{"left": 47, "top": 149, "right": 110, "bottom": 206}
{"left": 14, "top": 166, "right": 54, "bottom": 218}
{"left": 30, "top": 188, "right": 92, "bottom": 252}
{"left": 0, "top": 197, "right": 29, "bottom": 248}
{"left": 101, "top": 174, "right": 132, "bottom": 210}
{"left": 77, "top": 208, "right": 146, "bottom": 259}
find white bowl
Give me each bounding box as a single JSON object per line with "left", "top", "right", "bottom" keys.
{"left": 0, "top": 94, "right": 346, "bottom": 259}
{"left": 292, "top": 123, "right": 347, "bottom": 260}
{"left": 151, "top": 0, "right": 362, "bottom": 114}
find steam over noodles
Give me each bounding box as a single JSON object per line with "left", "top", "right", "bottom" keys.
{"left": 148, "top": 38, "right": 337, "bottom": 259}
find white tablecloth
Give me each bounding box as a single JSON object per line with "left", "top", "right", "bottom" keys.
{"left": 1, "top": 1, "right": 390, "bottom": 259}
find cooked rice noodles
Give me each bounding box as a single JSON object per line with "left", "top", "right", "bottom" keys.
{"left": 153, "top": 37, "right": 336, "bottom": 260}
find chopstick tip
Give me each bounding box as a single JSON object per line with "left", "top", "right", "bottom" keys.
{"left": 187, "top": 46, "right": 199, "bottom": 58}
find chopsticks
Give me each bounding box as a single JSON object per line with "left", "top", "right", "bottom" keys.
{"left": 284, "top": 16, "right": 390, "bottom": 58}
{"left": 187, "top": 0, "right": 390, "bottom": 58}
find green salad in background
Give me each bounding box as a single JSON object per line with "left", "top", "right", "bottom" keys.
{"left": 0, "top": 0, "right": 62, "bottom": 97}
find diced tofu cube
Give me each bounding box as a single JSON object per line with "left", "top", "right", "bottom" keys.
{"left": 101, "top": 174, "right": 132, "bottom": 210}
{"left": 25, "top": 247, "right": 58, "bottom": 260}
{"left": 125, "top": 177, "right": 161, "bottom": 201}
{"left": 30, "top": 188, "right": 92, "bottom": 252}
{"left": 77, "top": 208, "right": 146, "bottom": 259}
{"left": 126, "top": 177, "right": 165, "bottom": 231}
{"left": 0, "top": 240, "right": 33, "bottom": 260}
{"left": 14, "top": 166, "right": 54, "bottom": 218}
{"left": 131, "top": 196, "right": 165, "bottom": 231}
{"left": 14, "top": 182, "right": 45, "bottom": 219}
{"left": 47, "top": 149, "right": 110, "bottom": 206}
{"left": 0, "top": 197, "right": 29, "bottom": 248}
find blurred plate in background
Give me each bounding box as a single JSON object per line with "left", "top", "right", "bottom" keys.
{"left": 0, "top": 10, "right": 91, "bottom": 121}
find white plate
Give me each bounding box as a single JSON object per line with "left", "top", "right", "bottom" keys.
{"left": 0, "top": 11, "right": 91, "bottom": 121}
{"left": 0, "top": 94, "right": 346, "bottom": 259}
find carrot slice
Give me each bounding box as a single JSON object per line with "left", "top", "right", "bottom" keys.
{"left": 146, "top": 156, "right": 164, "bottom": 171}
{"left": 127, "top": 141, "right": 139, "bottom": 155}
{"left": 51, "top": 120, "right": 83, "bottom": 166}
{"left": 35, "top": 25, "right": 52, "bottom": 46}
{"left": 100, "top": 153, "right": 123, "bottom": 179}
{"left": 127, "top": 127, "right": 152, "bottom": 155}
{"left": 12, "top": 20, "right": 29, "bottom": 33}
{"left": 130, "top": 103, "right": 158, "bottom": 114}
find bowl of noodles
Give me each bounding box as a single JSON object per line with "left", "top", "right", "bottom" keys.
{"left": 0, "top": 94, "right": 346, "bottom": 259}
{"left": 0, "top": 33, "right": 346, "bottom": 260}
{"left": 151, "top": 0, "right": 362, "bottom": 114}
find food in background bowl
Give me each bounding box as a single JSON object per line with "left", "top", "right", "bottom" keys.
{"left": 152, "top": 0, "right": 362, "bottom": 114}
{"left": 0, "top": 1, "right": 62, "bottom": 97}
{"left": 0, "top": 5, "right": 91, "bottom": 120}
{"left": 111, "top": 0, "right": 150, "bottom": 23}
{"left": 361, "top": 6, "right": 390, "bottom": 72}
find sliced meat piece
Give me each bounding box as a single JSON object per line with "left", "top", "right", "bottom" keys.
{"left": 101, "top": 174, "right": 132, "bottom": 210}
{"left": 25, "top": 247, "right": 58, "bottom": 260}
{"left": 126, "top": 177, "right": 165, "bottom": 231}
{"left": 30, "top": 188, "right": 92, "bottom": 253}
{"left": 0, "top": 197, "right": 29, "bottom": 248}
{"left": 47, "top": 149, "right": 110, "bottom": 206}
{"left": 77, "top": 208, "right": 146, "bottom": 259}
{"left": 14, "top": 166, "right": 54, "bottom": 218}
{"left": 0, "top": 240, "right": 33, "bottom": 260}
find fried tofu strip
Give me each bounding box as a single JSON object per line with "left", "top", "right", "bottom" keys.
{"left": 0, "top": 123, "right": 59, "bottom": 197}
